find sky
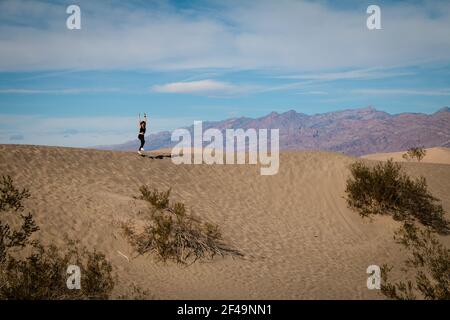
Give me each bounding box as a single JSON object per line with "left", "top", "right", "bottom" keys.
{"left": 0, "top": 0, "right": 449, "bottom": 147}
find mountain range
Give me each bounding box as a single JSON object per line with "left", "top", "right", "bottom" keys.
{"left": 96, "top": 107, "right": 450, "bottom": 156}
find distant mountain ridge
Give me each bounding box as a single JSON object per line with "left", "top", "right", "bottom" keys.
{"left": 96, "top": 107, "right": 450, "bottom": 156}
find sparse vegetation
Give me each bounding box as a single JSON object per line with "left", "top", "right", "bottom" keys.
{"left": 402, "top": 146, "right": 427, "bottom": 162}
{"left": 345, "top": 160, "right": 449, "bottom": 234}
{"left": 381, "top": 223, "right": 449, "bottom": 300}
{"left": 0, "top": 175, "right": 115, "bottom": 300}
{"left": 117, "top": 283, "right": 153, "bottom": 300}
{"left": 345, "top": 161, "right": 449, "bottom": 300}
{"left": 124, "top": 186, "right": 242, "bottom": 265}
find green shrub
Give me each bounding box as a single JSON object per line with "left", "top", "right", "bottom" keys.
{"left": 345, "top": 162, "right": 449, "bottom": 300}
{"left": 1, "top": 242, "right": 114, "bottom": 300}
{"left": 381, "top": 223, "right": 450, "bottom": 300}
{"left": 124, "top": 187, "right": 242, "bottom": 265}
{"left": 0, "top": 175, "right": 115, "bottom": 300}
{"left": 0, "top": 176, "right": 31, "bottom": 212}
{"left": 137, "top": 186, "right": 171, "bottom": 210}
{"left": 345, "top": 160, "right": 449, "bottom": 234}
{"left": 402, "top": 147, "right": 427, "bottom": 162}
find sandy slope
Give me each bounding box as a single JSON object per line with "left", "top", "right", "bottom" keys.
{"left": 362, "top": 147, "right": 450, "bottom": 165}
{"left": 0, "top": 144, "right": 449, "bottom": 299}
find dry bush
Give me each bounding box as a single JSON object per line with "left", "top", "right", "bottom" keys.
{"left": 402, "top": 146, "right": 427, "bottom": 162}
{"left": 345, "top": 160, "right": 449, "bottom": 234}
{"left": 381, "top": 223, "right": 449, "bottom": 300}
{"left": 345, "top": 162, "right": 449, "bottom": 300}
{"left": 0, "top": 175, "right": 115, "bottom": 300}
{"left": 124, "top": 186, "right": 243, "bottom": 265}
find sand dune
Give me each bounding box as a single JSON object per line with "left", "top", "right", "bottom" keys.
{"left": 1, "top": 144, "right": 449, "bottom": 299}
{"left": 362, "top": 147, "right": 450, "bottom": 165}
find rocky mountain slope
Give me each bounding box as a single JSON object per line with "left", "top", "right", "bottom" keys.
{"left": 97, "top": 107, "right": 450, "bottom": 156}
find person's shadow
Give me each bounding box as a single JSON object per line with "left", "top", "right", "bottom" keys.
{"left": 140, "top": 154, "right": 172, "bottom": 159}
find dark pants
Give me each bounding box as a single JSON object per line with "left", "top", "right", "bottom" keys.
{"left": 138, "top": 134, "right": 145, "bottom": 150}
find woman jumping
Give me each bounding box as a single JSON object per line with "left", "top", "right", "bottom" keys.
{"left": 138, "top": 113, "right": 147, "bottom": 155}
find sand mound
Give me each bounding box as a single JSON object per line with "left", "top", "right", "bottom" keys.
{"left": 362, "top": 147, "right": 450, "bottom": 165}
{"left": 0, "top": 144, "right": 449, "bottom": 299}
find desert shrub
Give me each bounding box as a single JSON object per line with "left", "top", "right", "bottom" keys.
{"left": 0, "top": 176, "right": 39, "bottom": 265}
{"left": 381, "top": 222, "right": 450, "bottom": 300}
{"left": 0, "top": 176, "right": 31, "bottom": 212}
{"left": 345, "top": 160, "right": 449, "bottom": 234}
{"left": 124, "top": 187, "right": 242, "bottom": 265}
{"left": 0, "top": 175, "right": 115, "bottom": 300}
{"left": 1, "top": 242, "right": 114, "bottom": 300}
{"left": 345, "top": 161, "right": 449, "bottom": 299}
{"left": 117, "top": 283, "right": 153, "bottom": 300}
{"left": 402, "top": 146, "right": 427, "bottom": 162}
{"left": 137, "top": 186, "right": 171, "bottom": 210}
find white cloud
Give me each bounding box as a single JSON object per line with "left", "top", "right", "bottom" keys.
{"left": 352, "top": 88, "right": 450, "bottom": 96}
{"left": 1, "top": 0, "right": 450, "bottom": 72}
{"left": 152, "top": 79, "right": 234, "bottom": 94}
{"left": 151, "top": 79, "right": 260, "bottom": 96}
{"left": 0, "top": 88, "right": 121, "bottom": 94}
{"left": 276, "top": 69, "right": 414, "bottom": 81}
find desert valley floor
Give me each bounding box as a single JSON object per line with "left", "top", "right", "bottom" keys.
{"left": 1, "top": 144, "right": 449, "bottom": 299}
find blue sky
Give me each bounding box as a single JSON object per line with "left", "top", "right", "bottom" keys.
{"left": 0, "top": 0, "right": 449, "bottom": 147}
